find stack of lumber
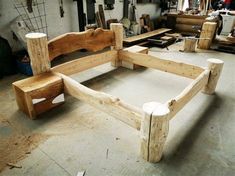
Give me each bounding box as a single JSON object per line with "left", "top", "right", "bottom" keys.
{"left": 167, "top": 13, "right": 207, "bottom": 35}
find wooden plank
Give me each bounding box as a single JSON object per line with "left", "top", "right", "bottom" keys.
{"left": 119, "top": 50, "right": 205, "bottom": 79}
{"left": 167, "top": 69, "right": 210, "bottom": 119}
{"left": 51, "top": 50, "right": 118, "bottom": 75}
{"left": 56, "top": 73, "right": 142, "bottom": 130}
{"left": 34, "top": 95, "right": 64, "bottom": 115}
{"left": 26, "top": 33, "right": 51, "bottom": 75}
{"left": 48, "top": 28, "right": 115, "bottom": 60}
{"left": 123, "top": 28, "right": 172, "bottom": 44}
{"left": 98, "top": 4, "right": 106, "bottom": 29}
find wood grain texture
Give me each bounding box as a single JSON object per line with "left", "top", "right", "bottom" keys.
{"left": 56, "top": 73, "right": 142, "bottom": 130}
{"left": 123, "top": 28, "right": 172, "bottom": 43}
{"left": 184, "top": 37, "right": 197, "bottom": 52}
{"left": 110, "top": 23, "right": 123, "bottom": 67}
{"left": 122, "top": 45, "right": 149, "bottom": 70}
{"left": 167, "top": 69, "right": 210, "bottom": 119}
{"left": 26, "top": 33, "right": 51, "bottom": 75}
{"left": 119, "top": 51, "right": 205, "bottom": 79}
{"left": 141, "top": 102, "right": 170, "bottom": 162}
{"left": 51, "top": 50, "right": 118, "bottom": 75}
{"left": 202, "top": 59, "right": 224, "bottom": 94}
{"left": 12, "top": 72, "right": 64, "bottom": 119}
{"left": 48, "top": 28, "right": 115, "bottom": 60}
{"left": 198, "top": 22, "right": 217, "bottom": 49}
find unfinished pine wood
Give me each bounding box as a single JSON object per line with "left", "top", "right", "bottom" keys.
{"left": 202, "top": 59, "right": 224, "bottom": 94}
{"left": 51, "top": 50, "right": 118, "bottom": 75}
{"left": 184, "top": 37, "right": 198, "bottom": 52}
{"left": 198, "top": 22, "right": 217, "bottom": 49}
{"left": 167, "top": 69, "right": 210, "bottom": 119}
{"left": 110, "top": 23, "right": 123, "bottom": 67}
{"left": 56, "top": 73, "right": 142, "bottom": 130}
{"left": 26, "top": 33, "right": 51, "bottom": 75}
{"left": 119, "top": 51, "right": 204, "bottom": 79}
{"left": 48, "top": 28, "right": 115, "bottom": 60}
{"left": 160, "top": 36, "right": 173, "bottom": 41}
{"left": 122, "top": 45, "right": 149, "bottom": 70}
{"left": 141, "top": 102, "right": 170, "bottom": 162}
{"left": 12, "top": 72, "right": 63, "bottom": 118}
{"left": 123, "top": 28, "right": 172, "bottom": 44}
{"left": 140, "top": 102, "right": 155, "bottom": 161}
{"left": 176, "top": 18, "right": 205, "bottom": 25}
{"left": 34, "top": 95, "right": 64, "bottom": 115}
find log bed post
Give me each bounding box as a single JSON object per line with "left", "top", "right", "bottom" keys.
{"left": 141, "top": 102, "right": 170, "bottom": 162}
{"left": 25, "top": 33, "right": 51, "bottom": 75}
{"left": 110, "top": 23, "right": 123, "bottom": 67}
{"left": 202, "top": 59, "right": 224, "bottom": 95}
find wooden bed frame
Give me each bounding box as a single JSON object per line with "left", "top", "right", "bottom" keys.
{"left": 12, "top": 24, "right": 224, "bottom": 163}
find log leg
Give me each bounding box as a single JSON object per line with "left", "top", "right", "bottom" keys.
{"left": 25, "top": 33, "right": 51, "bottom": 75}
{"left": 140, "top": 102, "right": 170, "bottom": 162}
{"left": 202, "top": 58, "right": 224, "bottom": 95}
{"left": 110, "top": 23, "right": 123, "bottom": 67}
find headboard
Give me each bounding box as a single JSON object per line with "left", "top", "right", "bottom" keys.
{"left": 48, "top": 28, "right": 115, "bottom": 61}
{"left": 25, "top": 23, "right": 123, "bottom": 75}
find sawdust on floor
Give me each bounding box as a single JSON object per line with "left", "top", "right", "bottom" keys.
{"left": 0, "top": 117, "right": 49, "bottom": 172}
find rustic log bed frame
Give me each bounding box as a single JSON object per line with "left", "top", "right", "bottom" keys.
{"left": 12, "top": 24, "right": 224, "bottom": 163}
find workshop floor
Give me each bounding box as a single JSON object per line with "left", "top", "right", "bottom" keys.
{"left": 0, "top": 42, "right": 235, "bottom": 176}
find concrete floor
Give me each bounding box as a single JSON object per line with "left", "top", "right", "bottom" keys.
{"left": 0, "top": 42, "right": 235, "bottom": 176}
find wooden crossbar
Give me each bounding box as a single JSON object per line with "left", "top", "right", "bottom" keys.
{"left": 55, "top": 73, "right": 142, "bottom": 130}
{"left": 51, "top": 50, "right": 118, "bottom": 75}
{"left": 119, "top": 50, "right": 205, "bottom": 79}
{"left": 166, "top": 69, "right": 210, "bottom": 119}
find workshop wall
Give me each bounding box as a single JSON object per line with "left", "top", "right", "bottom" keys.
{"left": 0, "top": 0, "right": 160, "bottom": 51}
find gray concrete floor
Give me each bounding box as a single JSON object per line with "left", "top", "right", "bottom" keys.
{"left": 0, "top": 42, "right": 235, "bottom": 176}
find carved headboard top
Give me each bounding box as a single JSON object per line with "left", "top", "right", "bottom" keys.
{"left": 48, "top": 28, "right": 115, "bottom": 61}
